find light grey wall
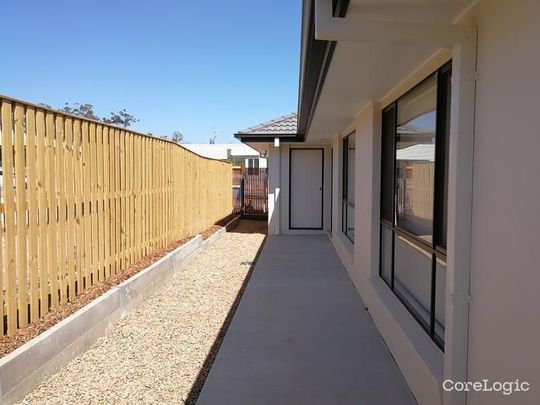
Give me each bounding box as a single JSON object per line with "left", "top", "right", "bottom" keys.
{"left": 267, "top": 145, "right": 280, "bottom": 235}
{"left": 467, "top": 1, "right": 540, "bottom": 403}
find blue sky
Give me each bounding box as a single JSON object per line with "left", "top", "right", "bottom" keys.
{"left": 0, "top": 1, "right": 301, "bottom": 143}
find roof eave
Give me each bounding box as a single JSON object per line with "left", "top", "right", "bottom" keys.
{"left": 297, "top": 0, "right": 350, "bottom": 140}
{"left": 234, "top": 133, "right": 303, "bottom": 143}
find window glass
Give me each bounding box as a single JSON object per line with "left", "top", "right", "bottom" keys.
{"left": 434, "top": 258, "right": 447, "bottom": 343}
{"left": 345, "top": 202, "right": 354, "bottom": 241}
{"left": 342, "top": 132, "right": 355, "bottom": 242}
{"left": 347, "top": 134, "right": 355, "bottom": 203}
{"left": 381, "top": 106, "right": 395, "bottom": 222}
{"left": 396, "top": 77, "right": 437, "bottom": 243}
{"left": 393, "top": 236, "right": 432, "bottom": 328}
{"left": 380, "top": 225, "right": 393, "bottom": 285}
{"left": 439, "top": 70, "right": 451, "bottom": 249}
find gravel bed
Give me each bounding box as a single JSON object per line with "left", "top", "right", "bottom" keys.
{"left": 21, "top": 219, "right": 267, "bottom": 405}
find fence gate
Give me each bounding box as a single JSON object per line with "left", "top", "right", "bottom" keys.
{"left": 242, "top": 168, "right": 268, "bottom": 216}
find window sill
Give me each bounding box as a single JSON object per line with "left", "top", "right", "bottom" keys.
{"left": 338, "top": 230, "right": 354, "bottom": 255}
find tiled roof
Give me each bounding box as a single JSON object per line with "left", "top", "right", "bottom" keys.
{"left": 237, "top": 113, "right": 298, "bottom": 135}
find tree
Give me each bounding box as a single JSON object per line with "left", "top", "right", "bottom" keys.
{"left": 171, "top": 131, "right": 184, "bottom": 144}
{"left": 102, "top": 109, "right": 139, "bottom": 128}
{"left": 60, "top": 102, "right": 138, "bottom": 128}
{"left": 158, "top": 131, "right": 185, "bottom": 143}
{"left": 60, "top": 103, "right": 100, "bottom": 120}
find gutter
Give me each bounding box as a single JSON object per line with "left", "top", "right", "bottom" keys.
{"left": 233, "top": 133, "right": 303, "bottom": 143}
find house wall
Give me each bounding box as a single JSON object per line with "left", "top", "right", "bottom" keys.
{"left": 268, "top": 145, "right": 280, "bottom": 235}
{"left": 244, "top": 157, "right": 267, "bottom": 168}
{"left": 325, "top": 2, "right": 540, "bottom": 404}
{"left": 266, "top": 143, "right": 332, "bottom": 235}
{"left": 466, "top": 1, "right": 540, "bottom": 404}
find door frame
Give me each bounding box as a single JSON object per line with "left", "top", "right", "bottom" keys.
{"left": 288, "top": 147, "right": 324, "bottom": 230}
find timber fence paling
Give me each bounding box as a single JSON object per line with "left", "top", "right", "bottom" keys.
{"left": 0, "top": 95, "right": 233, "bottom": 336}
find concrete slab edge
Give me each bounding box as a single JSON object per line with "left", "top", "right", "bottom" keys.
{"left": 0, "top": 229, "right": 221, "bottom": 404}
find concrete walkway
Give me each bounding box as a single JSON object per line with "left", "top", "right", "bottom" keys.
{"left": 197, "top": 235, "right": 416, "bottom": 405}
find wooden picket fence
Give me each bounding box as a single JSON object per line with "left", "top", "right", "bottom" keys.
{"left": 0, "top": 95, "right": 232, "bottom": 335}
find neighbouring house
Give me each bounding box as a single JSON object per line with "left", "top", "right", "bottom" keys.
{"left": 183, "top": 142, "right": 270, "bottom": 216}
{"left": 235, "top": 1, "right": 540, "bottom": 404}
{"left": 181, "top": 143, "right": 267, "bottom": 169}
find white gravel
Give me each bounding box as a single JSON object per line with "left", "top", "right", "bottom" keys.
{"left": 21, "top": 220, "right": 266, "bottom": 405}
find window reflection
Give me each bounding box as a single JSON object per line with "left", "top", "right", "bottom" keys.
{"left": 380, "top": 225, "right": 393, "bottom": 285}
{"left": 393, "top": 236, "right": 432, "bottom": 328}
{"left": 396, "top": 78, "right": 437, "bottom": 243}
{"left": 342, "top": 133, "right": 355, "bottom": 242}
{"left": 434, "top": 258, "right": 447, "bottom": 343}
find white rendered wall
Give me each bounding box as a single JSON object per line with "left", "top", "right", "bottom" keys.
{"left": 327, "top": 4, "right": 540, "bottom": 402}
{"left": 466, "top": 2, "right": 540, "bottom": 404}
{"left": 267, "top": 145, "right": 280, "bottom": 235}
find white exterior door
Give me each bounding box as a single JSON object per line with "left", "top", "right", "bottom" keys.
{"left": 289, "top": 148, "right": 323, "bottom": 229}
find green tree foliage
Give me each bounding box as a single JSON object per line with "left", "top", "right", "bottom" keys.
{"left": 102, "top": 109, "right": 139, "bottom": 128}
{"left": 60, "top": 103, "right": 138, "bottom": 128}
{"left": 60, "top": 103, "right": 100, "bottom": 120}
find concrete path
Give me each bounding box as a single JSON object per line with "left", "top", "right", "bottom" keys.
{"left": 197, "top": 235, "right": 416, "bottom": 405}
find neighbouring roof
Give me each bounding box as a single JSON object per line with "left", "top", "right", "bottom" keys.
{"left": 396, "top": 144, "right": 435, "bottom": 162}
{"left": 234, "top": 113, "right": 301, "bottom": 143}
{"left": 182, "top": 143, "right": 261, "bottom": 160}
{"left": 236, "top": 113, "right": 298, "bottom": 135}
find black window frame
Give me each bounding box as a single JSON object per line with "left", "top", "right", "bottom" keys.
{"left": 379, "top": 62, "right": 452, "bottom": 351}
{"left": 342, "top": 132, "right": 355, "bottom": 243}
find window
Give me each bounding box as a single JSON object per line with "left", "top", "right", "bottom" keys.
{"left": 247, "top": 158, "right": 259, "bottom": 169}
{"left": 379, "top": 63, "right": 451, "bottom": 350}
{"left": 342, "top": 132, "right": 355, "bottom": 242}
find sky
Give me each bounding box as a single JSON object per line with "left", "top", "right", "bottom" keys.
{"left": 0, "top": 0, "right": 301, "bottom": 143}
